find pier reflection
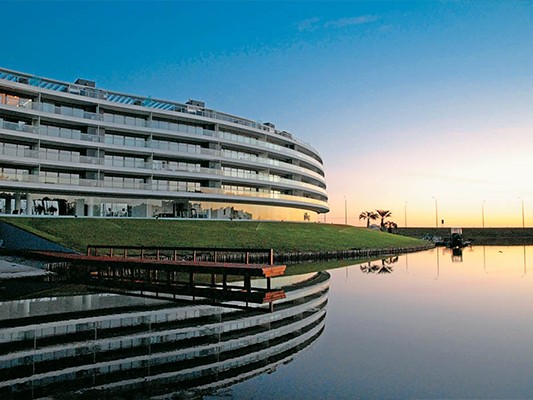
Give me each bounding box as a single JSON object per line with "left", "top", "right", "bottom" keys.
{"left": 0, "top": 272, "right": 329, "bottom": 399}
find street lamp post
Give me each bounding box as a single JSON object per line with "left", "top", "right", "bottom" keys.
{"left": 520, "top": 197, "right": 525, "bottom": 228}
{"left": 481, "top": 202, "right": 484, "bottom": 228}
{"left": 343, "top": 195, "right": 347, "bottom": 225}
{"left": 404, "top": 201, "right": 408, "bottom": 228}
{"left": 432, "top": 196, "right": 438, "bottom": 228}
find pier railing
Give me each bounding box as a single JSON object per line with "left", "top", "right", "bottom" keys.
{"left": 86, "top": 245, "right": 275, "bottom": 265}
{"left": 85, "top": 243, "right": 434, "bottom": 266}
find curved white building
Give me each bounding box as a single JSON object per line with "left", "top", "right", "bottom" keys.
{"left": 0, "top": 68, "right": 328, "bottom": 220}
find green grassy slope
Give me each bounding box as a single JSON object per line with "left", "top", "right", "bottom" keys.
{"left": 1, "top": 218, "right": 427, "bottom": 253}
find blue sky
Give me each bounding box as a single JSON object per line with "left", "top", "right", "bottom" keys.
{"left": 3, "top": 1, "right": 533, "bottom": 226}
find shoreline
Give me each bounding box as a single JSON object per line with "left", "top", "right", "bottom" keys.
{"left": 398, "top": 227, "right": 533, "bottom": 246}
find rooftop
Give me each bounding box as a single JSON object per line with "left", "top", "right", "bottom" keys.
{"left": 0, "top": 67, "right": 318, "bottom": 153}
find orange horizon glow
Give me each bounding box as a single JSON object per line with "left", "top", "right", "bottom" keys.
{"left": 321, "top": 124, "right": 533, "bottom": 228}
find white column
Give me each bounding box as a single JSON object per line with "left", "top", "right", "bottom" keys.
{"left": 146, "top": 203, "right": 153, "bottom": 218}
{"left": 75, "top": 199, "right": 85, "bottom": 216}
{"left": 14, "top": 193, "right": 21, "bottom": 213}
{"left": 25, "top": 194, "right": 33, "bottom": 215}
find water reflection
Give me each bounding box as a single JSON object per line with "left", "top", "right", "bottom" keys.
{"left": 387, "top": 245, "right": 533, "bottom": 279}
{"left": 247, "top": 245, "right": 533, "bottom": 400}
{"left": 358, "top": 246, "right": 530, "bottom": 279}
{"left": 523, "top": 245, "right": 527, "bottom": 277}
{"left": 451, "top": 247, "right": 463, "bottom": 262}
{"left": 6, "top": 247, "right": 533, "bottom": 399}
{"left": 358, "top": 248, "right": 473, "bottom": 276}
{"left": 360, "top": 256, "right": 398, "bottom": 274}
{"left": 0, "top": 272, "right": 329, "bottom": 399}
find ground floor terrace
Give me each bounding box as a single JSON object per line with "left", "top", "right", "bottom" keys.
{"left": 0, "top": 192, "right": 322, "bottom": 222}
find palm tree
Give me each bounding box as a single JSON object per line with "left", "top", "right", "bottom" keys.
{"left": 375, "top": 209, "right": 392, "bottom": 228}
{"left": 383, "top": 220, "right": 398, "bottom": 233}
{"left": 359, "top": 211, "right": 378, "bottom": 228}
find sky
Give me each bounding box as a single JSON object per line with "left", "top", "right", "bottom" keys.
{"left": 2, "top": 0, "right": 533, "bottom": 227}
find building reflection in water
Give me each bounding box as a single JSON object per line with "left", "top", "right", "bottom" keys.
{"left": 0, "top": 272, "right": 329, "bottom": 399}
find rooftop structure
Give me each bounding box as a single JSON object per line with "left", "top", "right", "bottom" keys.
{"left": 0, "top": 67, "right": 328, "bottom": 220}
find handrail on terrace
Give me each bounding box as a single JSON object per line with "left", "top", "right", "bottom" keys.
{"left": 0, "top": 67, "right": 320, "bottom": 155}
{"left": 86, "top": 245, "right": 275, "bottom": 266}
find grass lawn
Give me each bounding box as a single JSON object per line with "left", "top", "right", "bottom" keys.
{"left": 1, "top": 217, "right": 427, "bottom": 253}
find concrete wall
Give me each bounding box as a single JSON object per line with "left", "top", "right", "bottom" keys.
{"left": 398, "top": 227, "right": 533, "bottom": 245}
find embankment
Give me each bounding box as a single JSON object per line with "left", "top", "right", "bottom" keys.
{"left": 0, "top": 218, "right": 431, "bottom": 257}
{"left": 398, "top": 227, "right": 533, "bottom": 245}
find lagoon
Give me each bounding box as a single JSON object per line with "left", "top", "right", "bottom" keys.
{"left": 213, "top": 245, "right": 533, "bottom": 399}
{"left": 3, "top": 246, "right": 533, "bottom": 399}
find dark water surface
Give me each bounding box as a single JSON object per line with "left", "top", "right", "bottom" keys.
{"left": 3, "top": 246, "right": 533, "bottom": 399}
{"left": 216, "top": 246, "right": 533, "bottom": 399}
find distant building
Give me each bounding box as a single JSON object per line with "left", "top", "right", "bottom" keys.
{"left": 0, "top": 68, "right": 328, "bottom": 220}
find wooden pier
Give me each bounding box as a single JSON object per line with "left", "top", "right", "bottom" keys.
{"left": 34, "top": 246, "right": 287, "bottom": 312}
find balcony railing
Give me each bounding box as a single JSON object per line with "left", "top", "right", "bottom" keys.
{"left": 0, "top": 174, "right": 328, "bottom": 207}
{"left": 0, "top": 67, "right": 320, "bottom": 154}
{"left": 0, "top": 120, "right": 326, "bottom": 188}
{"left": 0, "top": 147, "right": 326, "bottom": 195}
{"left": 1, "top": 100, "right": 323, "bottom": 169}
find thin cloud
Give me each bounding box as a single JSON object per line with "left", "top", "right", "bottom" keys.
{"left": 324, "top": 15, "right": 379, "bottom": 28}
{"left": 297, "top": 17, "right": 321, "bottom": 32}
{"left": 297, "top": 15, "right": 379, "bottom": 32}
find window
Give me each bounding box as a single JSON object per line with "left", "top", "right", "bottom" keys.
{"left": 0, "top": 93, "right": 33, "bottom": 108}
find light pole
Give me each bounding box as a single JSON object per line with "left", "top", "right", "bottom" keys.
{"left": 432, "top": 196, "right": 438, "bottom": 228}
{"left": 481, "top": 202, "right": 484, "bottom": 228}
{"left": 343, "top": 195, "right": 347, "bottom": 225}
{"left": 404, "top": 201, "right": 408, "bottom": 228}
{"left": 520, "top": 197, "right": 525, "bottom": 228}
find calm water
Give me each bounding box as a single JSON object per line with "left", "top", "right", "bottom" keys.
{"left": 213, "top": 245, "right": 533, "bottom": 399}
{"left": 3, "top": 246, "right": 533, "bottom": 399}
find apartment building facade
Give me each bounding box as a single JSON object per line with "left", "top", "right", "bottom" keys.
{"left": 0, "top": 68, "right": 328, "bottom": 220}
